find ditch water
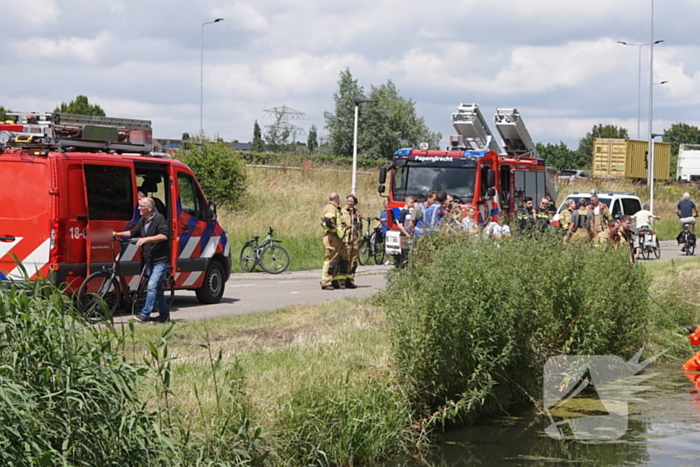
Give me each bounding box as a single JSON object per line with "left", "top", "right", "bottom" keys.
{"left": 399, "top": 362, "right": 700, "bottom": 466}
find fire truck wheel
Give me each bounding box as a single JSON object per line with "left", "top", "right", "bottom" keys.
{"left": 196, "top": 260, "right": 225, "bottom": 304}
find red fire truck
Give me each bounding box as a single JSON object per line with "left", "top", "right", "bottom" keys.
{"left": 379, "top": 104, "right": 557, "bottom": 258}
{"left": 0, "top": 112, "right": 231, "bottom": 304}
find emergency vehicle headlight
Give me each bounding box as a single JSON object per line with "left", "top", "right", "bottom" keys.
{"left": 394, "top": 149, "right": 413, "bottom": 156}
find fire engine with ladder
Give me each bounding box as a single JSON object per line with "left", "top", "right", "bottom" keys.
{"left": 379, "top": 103, "right": 558, "bottom": 259}
{"left": 0, "top": 112, "right": 231, "bottom": 304}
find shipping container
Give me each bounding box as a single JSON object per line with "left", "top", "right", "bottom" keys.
{"left": 592, "top": 138, "right": 670, "bottom": 180}
{"left": 677, "top": 144, "right": 700, "bottom": 182}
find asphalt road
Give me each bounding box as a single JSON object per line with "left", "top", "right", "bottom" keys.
{"left": 111, "top": 239, "right": 698, "bottom": 325}
{"left": 112, "top": 263, "right": 393, "bottom": 325}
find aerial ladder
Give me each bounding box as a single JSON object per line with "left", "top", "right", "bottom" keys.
{"left": 450, "top": 103, "right": 504, "bottom": 154}
{"left": 0, "top": 112, "right": 153, "bottom": 154}
{"left": 493, "top": 108, "right": 537, "bottom": 158}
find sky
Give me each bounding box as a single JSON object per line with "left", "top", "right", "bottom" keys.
{"left": 2, "top": 0, "right": 700, "bottom": 151}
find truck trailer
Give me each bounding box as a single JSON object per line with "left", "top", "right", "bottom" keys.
{"left": 677, "top": 144, "right": 700, "bottom": 182}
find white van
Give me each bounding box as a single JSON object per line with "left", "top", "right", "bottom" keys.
{"left": 551, "top": 192, "right": 642, "bottom": 226}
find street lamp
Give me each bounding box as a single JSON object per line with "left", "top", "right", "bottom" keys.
{"left": 200, "top": 18, "right": 224, "bottom": 135}
{"left": 649, "top": 132, "right": 665, "bottom": 214}
{"left": 351, "top": 98, "right": 378, "bottom": 195}
{"left": 617, "top": 39, "right": 664, "bottom": 139}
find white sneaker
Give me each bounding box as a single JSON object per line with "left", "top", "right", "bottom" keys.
{"left": 384, "top": 261, "right": 392, "bottom": 265}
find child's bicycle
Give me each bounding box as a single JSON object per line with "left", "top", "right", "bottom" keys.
{"left": 239, "top": 227, "right": 291, "bottom": 274}
{"left": 77, "top": 238, "right": 175, "bottom": 317}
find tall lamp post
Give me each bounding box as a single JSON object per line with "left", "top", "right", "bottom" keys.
{"left": 648, "top": 81, "right": 668, "bottom": 214}
{"left": 646, "top": 0, "right": 657, "bottom": 188}
{"left": 351, "top": 98, "right": 378, "bottom": 195}
{"left": 617, "top": 39, "right": 664, "bottom": 139}
{"left": 649, "top": 133, "right": 665, "bottom": 214}
{"left": 200, "top": 18, "right": 224, "bottom": 135}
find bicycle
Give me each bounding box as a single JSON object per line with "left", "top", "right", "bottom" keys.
{"left": 239, "top": 227, "right": 290, "bottom": 274}
{"left": 636, "top": 226, "right": 660, "bottom": 260}
{"left": 77, "top": 238, "right": 175, "bottom": 317}
{"left": 679, "top": 220, "right": 697, "bottom": 256}
{"left": 358, "top": 217, "right": 385, "bottom": 266}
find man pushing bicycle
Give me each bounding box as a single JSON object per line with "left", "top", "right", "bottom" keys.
{"left": 113, "top": 197, "right": 171, "bottom": 323}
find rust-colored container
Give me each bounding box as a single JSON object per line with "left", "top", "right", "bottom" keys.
{"left": 592, "top": 138, "right": 670, "bottom": 180}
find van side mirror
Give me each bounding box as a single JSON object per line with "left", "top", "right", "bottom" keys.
{"left": 487, "top": 169, "right": 496, "bottom": 188}
{"left": 379, "top": 166, "right": 387, "bottom": 184}
{"left": 487, "top": 187, "right": 496, "bottom": 197}
{"left": 208, "top": 201, "right": 218, "bottom": 221}
{"left": 378, "top": 184, "right": 385, "bottom": 194}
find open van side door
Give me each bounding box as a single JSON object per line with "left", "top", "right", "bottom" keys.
{"left": 82, "top": 161, "right": 138, "bottom": 279}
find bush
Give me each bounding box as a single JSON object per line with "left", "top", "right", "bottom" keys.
{"left": 0, "top": 281, "right": 171, "bottom": 466}
{"left": 383, "top": 233, "right": 650, "bottom": 429}
{"left": 176, "top": 140, "right": 247, "bottom": 208}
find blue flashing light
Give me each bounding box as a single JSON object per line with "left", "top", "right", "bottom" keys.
{"left": 463, "top": 149, "right": 489, "bottom": 158}
{"left": 394, "top": 148, "right": 413, "bottom": 156}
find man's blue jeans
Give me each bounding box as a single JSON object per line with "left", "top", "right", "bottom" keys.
{"left": 140, "top": 262, "right": 169, "bottom": 319}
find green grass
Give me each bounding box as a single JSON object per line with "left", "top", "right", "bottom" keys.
{"left": 126, "top": 298, "right": 414, "bottom": 466}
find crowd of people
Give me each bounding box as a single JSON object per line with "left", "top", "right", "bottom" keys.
{"left": 321, "top": 190, "right": 699, "bottom": 280}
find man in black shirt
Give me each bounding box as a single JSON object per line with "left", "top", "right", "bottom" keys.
{"left": 113, "top": 197, "right": 171, "bottom": 323}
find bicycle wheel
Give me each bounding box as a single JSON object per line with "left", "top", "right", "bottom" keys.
{"left": 77, "top": 271, "right": 121, "bottom": 317}
{"left": 134, "top": 273, "right": 175, "bottom": 315}
{"left": 260, "top": 245, "right": 290, "bottom": 274}
{"left": 370, "top": 231, "right": 385, "bottom": 265}
{"left": 654, "top": 238, "right": 661, "bottom": 259}
{"left": 239, "top": 242, "right": 257, "bottom": 272}
{"left": 358, "top": 236, "right": 371, "bottom": 266}
{"left": 641, "top": 242, "right": 650, "bottom": 260}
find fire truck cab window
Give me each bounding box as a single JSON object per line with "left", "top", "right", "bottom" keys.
{"left": 84, "top": 165, "right": 134, "bottom": 221}
{"left": 394, "top": 165, "right": 476, "bottom": 200}
{"left": 178, "top": 172, "right": 205, "bottom": 220}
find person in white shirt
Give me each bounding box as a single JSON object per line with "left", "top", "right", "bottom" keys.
{"left": 461, "top": 205, "right": 480, "bottom": 236}
{"left": 483, "top": 213, "right": 511, "bottom": 239}
{"left": 632, "top": 203, "right": 660, "bottom": 258}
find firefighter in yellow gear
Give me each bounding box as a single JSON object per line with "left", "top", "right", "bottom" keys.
{"left": 340, "top": 194, "right": 362, "bottom": 289}
{"left": 321, "top": 193, "right": 344, "bottom": 290}
{"left": 588, "top": 193, "right": 612, "bottom": 234}
{"left": 559, "top": 199, "right": 577, "bottom": 231}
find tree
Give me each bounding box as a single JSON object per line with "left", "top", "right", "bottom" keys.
{"left": 251, "top": 120, "right": 264, "bottom": 152}
{"left": 662, "top": 122, "right": 700, "bottom": 178}
{"left": 360, "top": 80, "right": 441, "bottom": 160}
{"left": 0, "top": 106, "right": 10, "bottom": 121}
{"left": 577, "top": 124, "right": 629, "bottom": 168}
{"left": 54, "top": 95, "right": 106, "bottom": 116}
{"left": 536, "top": 142, "right": 587, "bottom": 170}
{"left": 307, "top": 125, "right": 318, "bottom": 153}
{"left": 174, "top": 139, "right": 247, "bottom": 208}
{"left": 181, "top": 132, "right": 191, "bottom": 140}
{"left": 324, "top": 69, "right": 441, "bottom": 160}
{"left": 324, "top": 68, "right": 365, "bottom": 158}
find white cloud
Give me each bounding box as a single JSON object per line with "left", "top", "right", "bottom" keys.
{"left": 2, "top": 0, "right": 700, "bottom": 150}
{"left": 14, "top": 33, "right": 110, "bottom": 63}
